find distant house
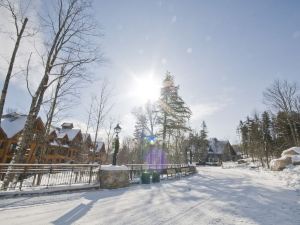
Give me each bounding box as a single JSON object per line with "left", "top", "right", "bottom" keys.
{"left": 0, "top": 113, "right": 45, "bottom": 163}
{"left": 46, "top": 123, "right": 83, "bottom": 163}
{"left": 88, "top": 141, "right": 106, "bottom": 164}
{"left": 47, "top": 123, "right": 106, "bottom": 164}
{"left": 81, "top": 133, "right": 93, "bottom": 163}
{"left": 206, "top": 138, "right": 239, "bottom": 162}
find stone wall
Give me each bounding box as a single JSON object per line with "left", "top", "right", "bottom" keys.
{"left": 100, "top": 169, "right": 129, "bottom": 189}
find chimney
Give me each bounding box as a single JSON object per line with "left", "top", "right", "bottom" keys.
{"left": 61, "top": 122, "right": 73, "bottom": 129}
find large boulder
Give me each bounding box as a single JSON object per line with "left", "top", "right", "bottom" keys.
{"left": 292, "top": 155, "right": 300, "bottom": 165}
{"left": 270, "top": 155, "right": 293, "bottom": 171}
{"left": 100, "top": 165, "right": 130, "bottom": 189}
{"left": 281, "top": 147, "right": 300, "bottom": 157}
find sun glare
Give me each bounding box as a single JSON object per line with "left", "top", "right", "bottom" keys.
{"left": 130, "top": 73, "right": 161, "bottom": 103}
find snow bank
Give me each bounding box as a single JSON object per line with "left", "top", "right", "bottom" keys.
{"left": 291, "top": 155, "right": 300, "bottom": 164}
{"left": 223, "top": 159, "right": 300, "bottom": 190}
{"left": 100, "top": 165, "right": 129, "bottom": 171}
{"left": 273, "top": 165, "right": 300, "bottom": 189}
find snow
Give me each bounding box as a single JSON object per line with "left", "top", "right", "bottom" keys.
{"left": 223, "top": 161, "right": 300, "bottom": 190}
{"left": 1, "top": 114, "right": 27, "bottom": 138}
{"left": 0, "top": 167, "right": 299, "bottom": 225}
{"left": 273, "top": 165, "right": 300, "bottom": 189}
{"left": 100, "top": 165, "right": 129, "bottom": 171}
{"left": 0, "top": 169, "right": 100, "bottom": 193}
{"left": 281, "top": 147, "right": 300, "bottom": 156}
{"left": 57, "top": 132, "right": 67, "bottom": 139}
{"left": 292, "top": 155, "right": 300, "bottom": 163}
{"left": 94, "top": 141, "right": 104, "bottom": 152}
{"left": 62, "top": 129, "right": 81, "bottom": 141}
{"left": 56, "top": 128, "right": 81, "bottom": 141}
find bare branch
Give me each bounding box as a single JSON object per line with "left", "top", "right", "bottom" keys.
{"left": 25, "top": 52, "right": 33, "bottom": 98}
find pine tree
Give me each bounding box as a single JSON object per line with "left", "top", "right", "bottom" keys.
{"left": 158, "top": 72, "right": 192, "bottom": 155}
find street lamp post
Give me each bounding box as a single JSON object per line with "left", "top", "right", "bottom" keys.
{"left": 112, "top": 124, "right": 121, "bottom": 166}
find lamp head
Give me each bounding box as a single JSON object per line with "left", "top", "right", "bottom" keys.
{"left": 114, "top": 123, "right": 122, "bottom": 134}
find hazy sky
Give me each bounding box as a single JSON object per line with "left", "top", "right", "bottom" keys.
{"left": 1, "top": 0, "right": 300, "bottom": 143}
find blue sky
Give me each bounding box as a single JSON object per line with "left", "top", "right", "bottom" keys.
{"left": 1, "top": 0, "right": 300, "bottom": 143}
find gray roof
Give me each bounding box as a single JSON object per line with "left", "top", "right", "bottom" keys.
{"left": 56, "top": 128, "right": 81, "bottom": 141}
{"left": 93, "top": 141, "right": 105, "bottom": 152}
{"left": 207, "top": 138, "right": 230, "bottom": 155}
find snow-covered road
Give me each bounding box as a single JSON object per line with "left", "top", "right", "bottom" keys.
{"left": 0, "top": 167, "right": 299, "bottom": 225}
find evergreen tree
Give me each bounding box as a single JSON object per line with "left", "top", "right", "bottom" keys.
{"left": 158, "top": 72, "right": 192, "bottom": 155}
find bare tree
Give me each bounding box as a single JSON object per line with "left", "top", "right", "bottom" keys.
{"left": 263, "top": 80, "right": 299, "bottom": 146}
{"left": 132, "top": 101, "right": 159, "bottom": 137}
{"left": 0, "top": 0, "right": 29, "bottom": 124}
{"left": 104, "top": 117, "right": 116, "bottom": 162}
{"left": 145, "top": 101, "right": 159, "bottom": 136}
{"left": 91, "top": 81, "right": 112, "bottom": 162}
{"left": 1, "top": 0, "right": 101, "bottom": 190}
{"left": 84, "top": 97, "right": 94, "bottom": 136}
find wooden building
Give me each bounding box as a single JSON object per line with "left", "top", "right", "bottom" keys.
{"left": 0, "top": 113, "right": 45, "bottom": 163}
{"left": 88, "top": 141, "right": 106, "bottom": 164}
{"left": 0, "top": 113, "right": 107, "bottom": 164}
{"left": 46, "top": 123, "right": 83, "bottom": 163}
{"left": 206, "top": 138, "right": 239, "bottom": 163}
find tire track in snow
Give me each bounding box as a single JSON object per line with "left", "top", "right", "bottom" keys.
{"left": 157, "top": 196, "right": 213, "bottom": 225}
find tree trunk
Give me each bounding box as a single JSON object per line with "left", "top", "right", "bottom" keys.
{"left": 1, "top": 71, "right": 49, "bottom": 190}
{"left": 40, "top": 76, "right": 63, "bottom": 163}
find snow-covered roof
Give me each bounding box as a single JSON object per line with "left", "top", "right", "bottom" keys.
{"left": 207, "top": 138, "right": 230, "bottom": 155}
{"left": 91, "top": 141, "right": 105, "bottom": 152}
{"left": 55, "top": 126, "right": 81, "bottom": 141}
{"left": 1, "top": 113, "right": 27, "bottom": 138}
{"left": 57, "top": 132, "right": 68, "bottom": 139}
{"left": 62, "top": 128, "right": 81, "bottom": 141}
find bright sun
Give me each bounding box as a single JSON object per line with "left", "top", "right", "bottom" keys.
{"left": 130, "top": 73, "right": 161, "bottom": 103}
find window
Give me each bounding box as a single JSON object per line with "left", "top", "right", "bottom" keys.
{"left": 9, "top": 144, "right": 17, "bottom": 154}
{"left": 0, "top": 141, "right": 4, "bottom": 149}
{"left": 35, "top": 147, "right": 42, "bottom": 157}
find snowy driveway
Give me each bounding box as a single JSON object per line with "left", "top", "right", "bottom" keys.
{"left": 0, "top": 167, "right": 299, "bottom": 225}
